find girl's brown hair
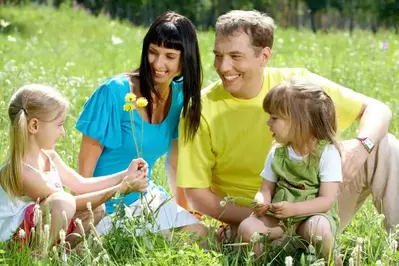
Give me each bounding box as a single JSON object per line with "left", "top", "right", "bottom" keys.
{"left": 0, "top": 84, "right": 69, "bottom": 198}
{"left": 263, "top": 77, "right": 339, "bottom": 154}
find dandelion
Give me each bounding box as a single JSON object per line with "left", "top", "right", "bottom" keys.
{"left": 18, "top": 228, "right": 26, "bottom": 240}
{"left": 136, "top": 97, "right": 148, "bottom": 107}
{"left": 219, "top": 200, "right": 226, "bottom": 207}
{"left": 123, "top": 93, "right": 148, "bottom": 157}
{"left": 123, "top": 103, "right": 135, "bottom": 111}
{"left": 285, "top": 256, "right": 293, "bottom": 266}
{"left": 125, "top": 93, "right": 137, "bottom": 102}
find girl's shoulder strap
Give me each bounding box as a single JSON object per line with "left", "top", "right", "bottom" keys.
{"left": 40, "top": 150, "right": 58, "bottom": 172}
{"left": 23, "top": 162, "right": 41, "bottom": 173}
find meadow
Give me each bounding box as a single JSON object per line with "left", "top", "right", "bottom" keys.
{"left": 0, "top": 4, "right": 399, "bottom": 265}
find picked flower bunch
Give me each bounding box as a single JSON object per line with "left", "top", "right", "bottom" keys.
{"left": 123, "top": 92, "right": 148, "bottom": 157}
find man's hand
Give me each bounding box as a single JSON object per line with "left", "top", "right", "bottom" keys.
{"left": 340, "top": 139, "right": 369, "bottom": 185}
{"left": 271, "top": 201, "right": 296, "bottom": 219}
{"left": 252, "top": 202, "right": 270, "bottom": 216}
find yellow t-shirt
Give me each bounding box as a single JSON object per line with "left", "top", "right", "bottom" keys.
{"left": 176, "top": 68, "right": 363, "bottom": 207}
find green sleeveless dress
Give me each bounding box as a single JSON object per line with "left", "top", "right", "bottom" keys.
{"left": 268, "top": 141, "right": 339, "bottom": 235}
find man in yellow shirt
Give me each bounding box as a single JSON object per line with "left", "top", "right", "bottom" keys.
{"left": 176, "top": 10, "right": 398, "bottom": 233}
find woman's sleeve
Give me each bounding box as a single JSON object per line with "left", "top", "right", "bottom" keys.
{"left": 75, "top": 80, "right": 123, "bottom": 149}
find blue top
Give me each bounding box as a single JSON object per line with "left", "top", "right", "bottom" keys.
{"left": 76, "top": 75, "right": 184, "bottom": 213}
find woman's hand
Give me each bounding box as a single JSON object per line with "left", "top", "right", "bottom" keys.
{"left": 120, "top": 158, "right": 149, "bottom": 193}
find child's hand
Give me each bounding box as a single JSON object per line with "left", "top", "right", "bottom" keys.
{"left": 127, "top": 158, "right": 148, "bottom": 178}
{"left": 252, "top": 202, "right": 270, "bottom": 216}
{"left": 121, "top": 158, "right": 149, "bottom": 193}
{"left": 270, "top": 201, "right": 296, "bottom": 219}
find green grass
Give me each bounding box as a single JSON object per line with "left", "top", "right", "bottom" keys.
{"left": 1, "top": 4, "right": 399, "bottom": 265}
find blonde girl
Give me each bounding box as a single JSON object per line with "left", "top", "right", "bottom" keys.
{"left": 238, "top": 78, "right": 342, "bottom": 264}
{"left": 0, "top": 84, "right": 148, "bottom": 248}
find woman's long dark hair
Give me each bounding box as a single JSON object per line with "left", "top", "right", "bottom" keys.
{"left": 129, "top": 11, "right": 202, "bottom": 142}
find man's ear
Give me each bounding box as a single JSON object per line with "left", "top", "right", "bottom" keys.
{"left": 27, "top": 118, "right": 39, "bottom": 134}
{"left": 260, "top": 46, "right": 272, "bottom": 67}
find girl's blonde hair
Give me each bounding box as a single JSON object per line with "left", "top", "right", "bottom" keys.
{"left": 0, "top": 84, "right": 69, "bottom": 198}
{"left": 263, "top": 77, "right": 339, "bottom": 154}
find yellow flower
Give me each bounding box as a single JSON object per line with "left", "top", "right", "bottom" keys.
{"left": 136, "top": 97, "right": 148, "bottom": 108}
{"left": 123, "top": 103, "right": 135, "bottom": 112}
{"left": 125, "top": 93, "right": 137, "bottom": 103}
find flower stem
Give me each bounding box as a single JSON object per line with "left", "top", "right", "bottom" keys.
{"left": 129, "top": 110, "right": 140, "bottom": 158}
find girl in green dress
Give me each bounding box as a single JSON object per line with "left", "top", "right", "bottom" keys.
{"left": 238, "top": 78, "right": 342, "bottom": 264}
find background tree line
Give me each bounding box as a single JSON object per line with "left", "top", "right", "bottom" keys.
{"left": 2, "top": 0, "right": 399, "bottom": 32}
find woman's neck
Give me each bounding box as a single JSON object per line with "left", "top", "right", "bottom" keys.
{"left": 153, "top": 82, "right": 171, "bottom": 102}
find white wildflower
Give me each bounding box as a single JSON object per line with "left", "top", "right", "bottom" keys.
{"left": 103, "top": 254, "right": 110, "bottom": 261}
{"left": 0, "top": 19, "right": 11, "bottom": 28}
{"left": 219, "top": 200, "right": 226, "bottom": 207}
{"left": 18, "top": 228, "right": 26, "bottom": 239}
{"left": 250, "top": 232, "right": 262, "bottom": 243}
{"left": 59, "top": 229, "right": 66, "bottom": 245}
{"left": 390, "top": 239, "right": 398, "bottom": 251}
{"left": 285, "top": 256, "right": 293, "bottom": 266}
{"left": 178, "top": 250, "right": 184, "bottom": 255}
{"left": 125, "top": 205, "right": 133, "bottom": 220}
{"left": 7, "top": 35, "right": 16, "bottom": 42}
{"left": 111, "top": 35, "right": 123, "bottom": 45}
{"left": 308, "top": 244, "right": 316, "bottom": 255}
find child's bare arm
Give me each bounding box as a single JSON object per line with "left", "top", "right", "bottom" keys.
{"left": 22, "top": 168, "right": 62, "bottom": 202}
{"left": 47, "top": 150, "right": 148, "bottom": 194}
{"left": 254, "top": 179, "right": 275, "bottom": 204}
{"left": 294, "top": 182, "right": 339, "bottom": 215}
{"left": 272, "top": 182, "right": 339, "bottom": 218}
{"left": 253, "top": 180, "right": 275, "bottom": 216}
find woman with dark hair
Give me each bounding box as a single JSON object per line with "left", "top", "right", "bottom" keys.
{"left": 75, "top": 11, "right": 203, "bottom": 234}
